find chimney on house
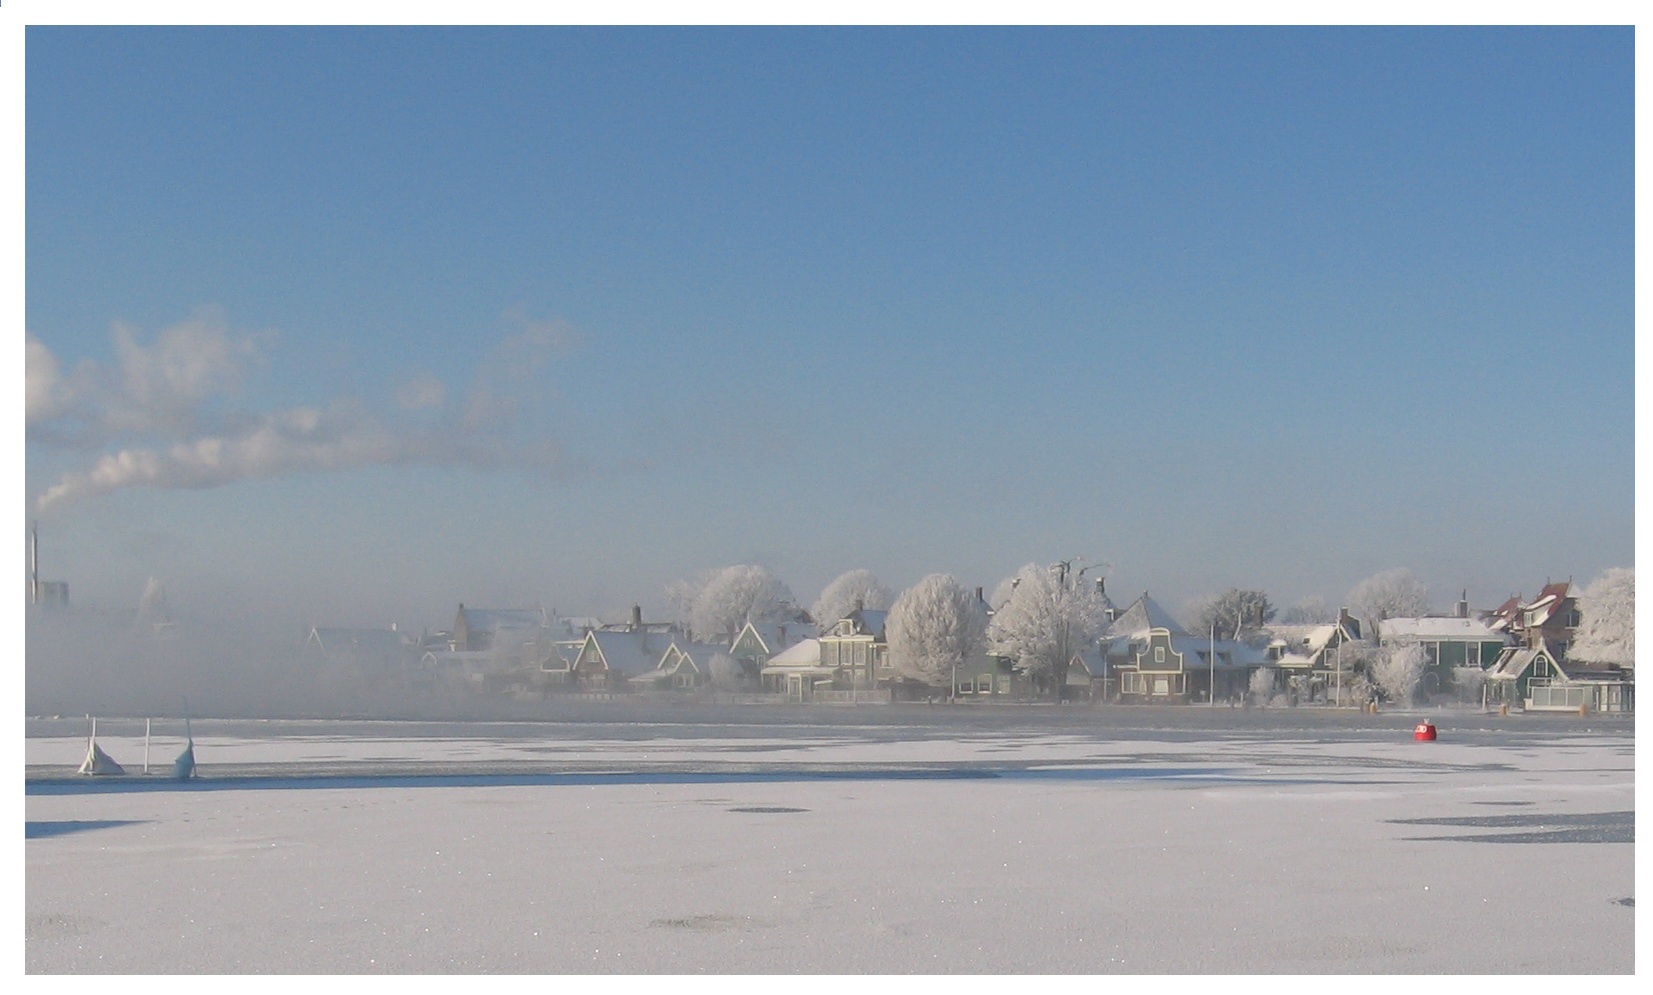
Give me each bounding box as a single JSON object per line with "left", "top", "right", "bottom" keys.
{"left": 976, "top": 587, "right": 984, "bottom": 603}
{"left": 631, "top": 605, "right": 643, "bottom": 630}
{"left": 1456, "top": 590, "right": 1469, "bottom": 619}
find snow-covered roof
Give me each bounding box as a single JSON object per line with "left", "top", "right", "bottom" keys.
{"left": 583, "top": 630, "right": 674, "bottom": 676}
{"left": 1101, "top": 631, "right": 1262, "bottom": 669}
{"left": 764, "top": 638, "right": 823, "bottom": 668}
{"left": 1105, "top": 594, "right": 1185, "bottom": 638}
{"left": 733, "top": 621, "right": 812, "bottom": 654}
{"left": 661, "top": 641, "right": 727, "bottom": 670}
{"left": 1378, "top": 616, "right": 1507, "bottom": 641}
{"left": 1519, "top": 582, "right": 1574, "bottom": 628}
{"left": 1266, "top": 623, "right": 1335, "bottom": 649}
{"left": 1487, "top": 646, "right": 1551, "bottom": 681}
{"left": 826, "top": 609, "right": 887, "bottom": 639}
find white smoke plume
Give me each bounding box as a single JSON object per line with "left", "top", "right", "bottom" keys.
{"left": 28, "top": 306, "right": 575, "bottom": 517}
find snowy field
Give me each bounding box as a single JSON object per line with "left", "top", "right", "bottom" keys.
{"left": 23, "top": 705, "right": 1638, "bottom": 975}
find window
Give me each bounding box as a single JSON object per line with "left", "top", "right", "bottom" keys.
{"left": 1154, "top": 646, "right": 1165, "bottom": 664}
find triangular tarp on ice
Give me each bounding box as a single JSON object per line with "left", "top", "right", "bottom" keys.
{"left": 78, "top": 739, "right": 126, "bottom": 776}
{"left": 173, "top": 740, "right": 196, "bottom": 779}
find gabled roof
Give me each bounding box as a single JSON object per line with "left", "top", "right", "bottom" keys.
{"left": 1487, "top": 643, "right": 1562, "bottom": 681}
{"left": 1103, "top": 627, "right": 1265, "bottom": 670}
{"left": 1067, "top": 646, "right": 1107, "bottom": 678}
{"left": 765, "top": 637, "right": 823, "bottom": 668}
{"left": 1485, "top": 596, "right": 1524, "bottom": 632}
{"left": 581, "top": 629, "right": 674, "bottom": 676}
{"left": 731, "top": 620, "right": 811, "bottom": 655}
{"left": 1266, "top": 623, "right": 1340, "bottom": 654}
{"left": 541, "top": 639, "right": 584, "bottom": 671}
{"left": 660, "top": 640, "right": 727, "bottom": 671}
{"left": 826, "top": 609, "right": 887, "bottom": 639}
{"left": 1520, "top": 582, "right": 1574, "bottom": 629}
{"left": 1105, "top": 594, "right": 1185, "bottom": 638}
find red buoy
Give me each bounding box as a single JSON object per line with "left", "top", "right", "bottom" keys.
{"left": 1413, "top": 722, "right": 1437, "bottom": 742}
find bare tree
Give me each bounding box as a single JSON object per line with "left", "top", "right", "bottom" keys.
{"left": 885, "top": 574, "right": 988, "bottom": 690}
{"left": 1348, "top": 568, "right": 1430, "bottom": 628}
{"left": 1567, "top": 567, "right": 1634, "bottom": 667}
{"left": 1278, "top": 596, "right": 1332, "bottom": 624}
{"left": 1190, "top": 588, "right": 1276, "bottom": 638}
{"left": 667, "top": 565, "right": 796, "bottom": 644}
{"left": 987, "top": 561, "right": 1110, "bottom": 701}
{"left": 812, "top": 569, "right": 894, "bottom": 633}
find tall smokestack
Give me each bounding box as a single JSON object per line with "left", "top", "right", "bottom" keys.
{"left": 29, "top": 522, "right": 38, "bottom": 605}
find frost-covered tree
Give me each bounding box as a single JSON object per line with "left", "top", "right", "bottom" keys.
{"left": 1451, "top": 666, "right": 1487, "bottom": 706}
{"left": 707, "top": 651, "right": 745, "bottom": 690}
{"left": 1348, "top": 568, "right": 1430, "bottom": 627}
{"left": 667, "top": 565, "right": 796, "bottom": 644}
{"left": 1249, "top": 666, "right": 1277, "bottom": 702}
{"left": 1566, "top": 567, "right": 1634, "bottom": 667}
{"left": 1190, "top": 588, "right": 1276, "bottom": 638}
{"left": 1327, "top": 640, "right": 1377, "bottom": 707}
{"left": 885, "top": 574, "right": 988, "bottom": 689}
{"left": 1373, "top": 641, "right": 1428, "bottom": 705}
{"left": 812, "top": 569, "right": 894, "bottom": 634}
{"left": 988, "top": 562, "right": 1110, "bottom": 700}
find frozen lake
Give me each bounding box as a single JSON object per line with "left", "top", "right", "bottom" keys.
{"left": 24, "top": 706, "right": 1636, "bottom": 974}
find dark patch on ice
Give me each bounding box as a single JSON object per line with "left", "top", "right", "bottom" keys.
{"left": 25, "top": 913, "right": 103, "bottom": 940}
{"left": 25, "top": 819, "right": 145, "bottom": 839}
{"left": 1392, "top": 810, "right": 1632, "bottom": 845}
{"left": 729, "top": 806, "right": 808, "bottom": 813}
{"left": 649, "top": 914, "right": 747, "bottom": 931}
{"left": 1390, "top": 810, "right": 1632, "bottom": 829}
{"left": 1614, "top": 897, "right": 1633, "bottom": 907}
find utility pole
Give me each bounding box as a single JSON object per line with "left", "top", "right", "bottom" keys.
{"left": 1210, "top": 619, "right": 1217, "bottom": 707}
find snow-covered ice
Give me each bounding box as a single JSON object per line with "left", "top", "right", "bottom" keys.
{"left": 23, "top": 707, "right": 1636, "bottom": 974}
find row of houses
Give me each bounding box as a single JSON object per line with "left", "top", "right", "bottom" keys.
{"left": 304, "top": 578, "right": 1633, "bottom": 712}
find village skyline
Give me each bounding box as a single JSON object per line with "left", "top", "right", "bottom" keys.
{"left": 21, "top": 24, "right": 1633, "bottom": 636}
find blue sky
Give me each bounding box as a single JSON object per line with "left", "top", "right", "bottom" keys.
{"left": 21, "top": 25, "right": 1635, "bottom": 633}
